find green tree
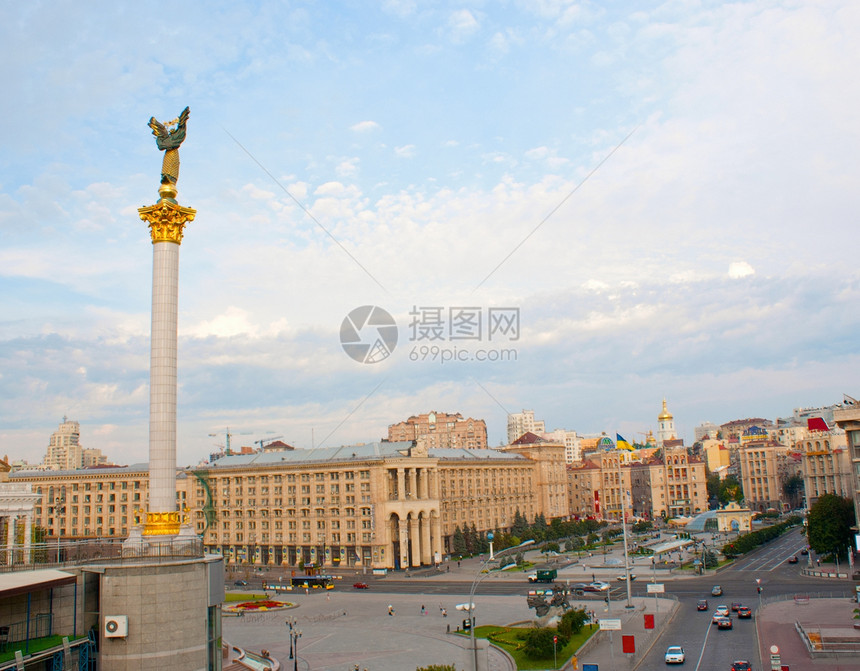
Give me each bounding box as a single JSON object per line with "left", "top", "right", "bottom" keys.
{"left": 512, "top": 509, "right": 529, "bottom": 538}
{"left": 452, "top": 526, "right": 466, "bottom": 555}
{"left": 523, "top": 627, "right": 565, "bottom": 659}
{"left": 706, "top": 473, "right": 721, "bottom": 501}
{"left": 782, "top": 474, "right": 805, "bottom": 511}
{"left": 807, "top": 494, "right": 856, "bottom": 558}
{"left": 558, "top": 608, "right": 589, "bottom": 637}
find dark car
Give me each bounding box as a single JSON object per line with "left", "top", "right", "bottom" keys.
{"left": 737, "top": 606, "right": 752, "bottom": 619}
{"left": 731, "top": 662, "right": 752, "bottom": 671}
{"left": 233, "top": 580, "right": 248, "bottom": 587}
{"left": 352, "top": 582, "right": 369, "bottom": 589}
{"left": 788, "top": 556, "right": 799, "bottom": 564}
{"left": 800, "top": 548, "right": 809, "bottom": 555}
{"left": 730, "top": 602, "right": 743, "bottom": 612}
{"left": 697, "top": 599, "right": 709, "bottom": 611}
{"left": 716, "top": 616, "right": 733, "bottom": 630}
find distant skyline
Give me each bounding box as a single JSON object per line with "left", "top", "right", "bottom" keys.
{"left": 2, "top": 1, "right": 859, "bottom": 466}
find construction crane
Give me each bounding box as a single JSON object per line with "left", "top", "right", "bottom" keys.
{"left": 255, "top": 435, "right": 283, "bottom": 451}
{"left": 208, "top": 428, "right": 252, "bottom": 456}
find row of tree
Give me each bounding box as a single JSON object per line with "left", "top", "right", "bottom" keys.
{"left": 449, "top": 510, "right": 608, "bottom": 556}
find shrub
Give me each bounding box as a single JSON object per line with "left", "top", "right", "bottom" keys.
{"left": 523, "top": 627, "right": 567, "bottom": 659}
{"left": 558, "top": 608, "right": 589, "bottom": 637}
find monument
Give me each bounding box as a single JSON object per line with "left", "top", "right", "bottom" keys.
{"left": 136, "top": 107, "right": 197, "bottom": 537}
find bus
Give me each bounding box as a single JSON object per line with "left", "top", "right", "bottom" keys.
{"left": 290, "top": 575, "right": 334, "bottom": 590}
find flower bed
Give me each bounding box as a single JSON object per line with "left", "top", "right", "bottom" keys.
{"left": 227, "top": 599, "right": 293, "bottom": 613}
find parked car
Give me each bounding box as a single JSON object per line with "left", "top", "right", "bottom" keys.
{"left": 730, "top": 602, "right": 743, "bottom": 612}
{"left": 716, "top": 616, "right": 733, "bottom": 630}
{"left": 711, "top": 585, "right": 723, "bottom": 596}
{"left": 737, "top": 606, "right": 752, "bottom": 619}
{"left": 696, "top": 599, "right": 709, "bottom": 611}
{"left": 233, "top": 580, "right": 248, "bottom": 587}
{"left": 787, "top": 556, "right": 799, "bottom": 564}
{"left": 352, "top": 582, "right": 369, "bottom": 589}
{"left": 731, "top": 662, "right": 752, "bottom": 671}
{"left": 664, "top": 645, "right": 685, "bottom": 664}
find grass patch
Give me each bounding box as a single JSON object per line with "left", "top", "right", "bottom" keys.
{"left": 224, "top": 591, "right": 268, "bottom": 602}
{"left": 0, "top": 635, "right": 88, "bottom": 665}
{"left": 460, "top": 624, "right": 597, "bottom": 670}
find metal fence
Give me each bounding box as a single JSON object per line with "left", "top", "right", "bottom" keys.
{"left": 0, "top": 537, "right": 204, "bottom": 573}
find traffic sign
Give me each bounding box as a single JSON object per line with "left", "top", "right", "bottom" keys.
{"left": 599, "top": 618, "right": 622, "bottom": 631}
{"left": 646, "top": 583, "right": 665, "bottom": 593}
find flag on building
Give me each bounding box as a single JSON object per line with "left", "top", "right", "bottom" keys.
{"left": 616, "top": 433, "right": 634, "bottom": 450}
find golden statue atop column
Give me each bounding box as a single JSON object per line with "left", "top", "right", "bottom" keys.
{"left": 136, "top": 107, "right": 196, "bottom": 537}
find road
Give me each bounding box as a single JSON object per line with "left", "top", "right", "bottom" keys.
{"left": 637, "top": 527, "right": 819, "bottom": 671}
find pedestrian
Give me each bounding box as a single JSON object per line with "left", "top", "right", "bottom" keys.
{"left": 446, "top": 565, "right": 450, "bottom": 573}
{"left": 592, "top": 573, "right": 595, "bottom": 582}
{"left": 458, "top": 560, "right": 461, "bottom": 568}
{"left": 446, "top": 623, "right": 450, "bottom": 634}
{"left": 421, "top": 604, "right": 426, "bottom": 615}
{"left": 442, "top": 608, "right": 447, "bottom": 618}
{"left": 817, "top": 558, "right": 821, "bottom": 566}
{"left": 388, "top": 604, "right": 394, "bottom": 616}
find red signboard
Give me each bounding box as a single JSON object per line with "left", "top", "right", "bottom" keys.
{"left": 643, "top": 613, "right": 655, "bottom": 629}
{"left": 622, "top": 635, "right": 635, "bottom": 654}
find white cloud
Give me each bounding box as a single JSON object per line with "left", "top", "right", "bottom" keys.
{"left": 448, "top": 9, "right": 480, "bottom": 42}
{"left": 728, "top": 262, "right": 755, "bottom": 279}
{"left": 394, "top": 145, "right": 416, "bottom": 158}
{"left": 350, "top": 121, "right": 380, "bottom": 133}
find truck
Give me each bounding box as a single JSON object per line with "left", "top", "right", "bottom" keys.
{"left": 528, "top": 569, "right": 558, "bottom": 583}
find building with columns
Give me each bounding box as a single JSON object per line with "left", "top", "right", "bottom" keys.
{"left": 0, "top": 483, "right": 41, "bottom": 566}
{"left": 832, "top": 400, "right": 860, "bottom": 524}
{"left": 11, "top": 438, "right": 564, "bottom": 570}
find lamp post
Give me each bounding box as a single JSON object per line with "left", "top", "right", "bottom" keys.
{"left": 468, "top": 539, "right": 534, "bottom": 671}
{"left": 285, "top": 617, "right": 297, "bottom": 660}
{"left": 53, "top": 497, "right": 65, "bottom": 563}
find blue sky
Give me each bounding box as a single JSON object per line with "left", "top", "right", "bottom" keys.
{"left": 2, "top": 0, "right": 859, "bottom": 466}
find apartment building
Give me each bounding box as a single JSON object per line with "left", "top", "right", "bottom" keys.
{"left": 798, "top": 431, "right": 851, "bottom": 507}
{"left": 507, "top": 410, "right": 546, "bottom": 444}
{"left": 631, "top": 447, "right": 707, "bottom": 520}
{"left": 388, "top": 411, "right": 488, "bottom": 449}
{"left": 737, "top": 437, "right": 785, "bottom": 512}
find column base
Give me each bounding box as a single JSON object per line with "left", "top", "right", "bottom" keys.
{"left": 142, "top": 511, "right": 182, "bottom": 536}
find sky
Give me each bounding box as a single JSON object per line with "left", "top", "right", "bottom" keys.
{"left": 2, "top": 0, "right": 859, "bottom": 467}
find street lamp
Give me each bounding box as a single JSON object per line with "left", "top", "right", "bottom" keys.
{"left": 285, "top": 617, "right": 298, "bottom": 661}
{"left": 468, "top": 538, "right": 534, "bottom": 671}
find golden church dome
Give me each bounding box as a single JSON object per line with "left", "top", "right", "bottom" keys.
{"left": 658, "top": 399, "right": 673, "bottom": 421}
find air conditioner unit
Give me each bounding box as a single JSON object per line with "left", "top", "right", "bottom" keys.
{"left": 104, "top": 615, "right": 128, "bottom": 638}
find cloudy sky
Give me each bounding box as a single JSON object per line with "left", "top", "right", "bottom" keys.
{"left": 2, "top": 0, "right": 859, "bottom": 467}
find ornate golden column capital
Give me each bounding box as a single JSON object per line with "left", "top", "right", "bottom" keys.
{"left": 138, "top": 198, "right": 197, "bottom": 244}
{"left": 142, "top": 510, "right": 183, "bottom": 536}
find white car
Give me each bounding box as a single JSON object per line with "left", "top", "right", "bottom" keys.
{"left": 665, "top": 646, "right": 685, "bottom": 664}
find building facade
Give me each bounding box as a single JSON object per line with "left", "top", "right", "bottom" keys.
{"left": 832, "top": 402, "right": 860, "bottom": 524}
{"left": 798, "top": 431, "right": 851, "bottom": 508}
{"left": 737, "top": 439, "right": 785, "bottom": 512}
{"left": 507, "top": 410, "right": 546, "bottom": 444}
{"left": 43, "top": 418, "right": 108, "bottom": 471}
{"left": 388, "top": 412, "right": 488, "bottom": 450}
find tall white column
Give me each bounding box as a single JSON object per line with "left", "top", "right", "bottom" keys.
{"left": 138, "top": 184, "right": 195, "bottom": 536}
{"left": 149, "top": 239, "right": 179, "bottom": 513}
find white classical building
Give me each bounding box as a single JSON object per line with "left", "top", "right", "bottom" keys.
{"left": 0, "top": 483, "right": 41, "bottom": 566}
